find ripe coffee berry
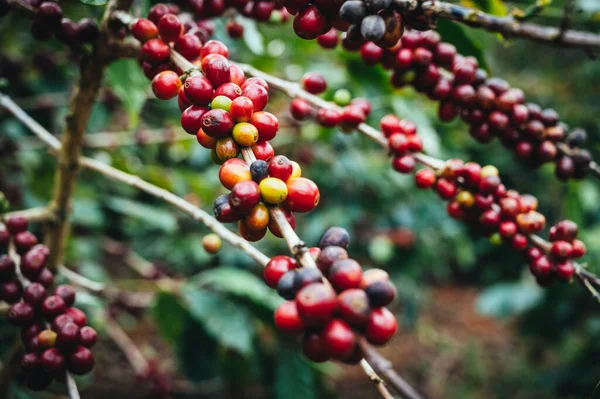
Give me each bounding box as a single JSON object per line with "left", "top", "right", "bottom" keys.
{"left": 329, "top": 259, "right": 362, "bottom": 291}
{"left": 250, "top": 160, "right": 269, "bottom": 183}
{"left": 79, "top": 326, "right": 98, "bottom": 348}
{"left": 295, "top": 283, "right": 337, "bottom": 324}
{"left": 319, "top": 227, "right": 350, "bottom": 249}
{"left": 64, "top": 307, "right": 88, "bottom": 327}
{"left": 316, "top": 246, "right": 348, "bottom": 272}
{"left": 293, "top": 5, "right": 331, "bottom": 40}
{"left": 268, "top": 156, "right": 293, "bottom": 181}
{"left": 42, "top": 295, "right": 67, "bottom": 317}
{"left": 230, "top": 180, "right": 261, "bottom": 212}
{"left": 23, "top": 282, "right": 47, "bottom": 306}
{"left": 365, "top": 280, "right": 396, "bottom": 307}
{"left": 152, "top": 71, "right": 182, "bottom": 100}
{"left": 301, "top": 72, "right": 327, "bottom": 94}
{"left": 219, "top": 158, "right": 251, "bottom": 190}
{"left": 285, "top": 178, "right": 320, "bottom": 213}
{"left": 131, "top": 18, "right": 158, "bottom": 42}
{"left": 242, "top": 84, "right": 269, "bottom": 112}
{"left": 230, "top": 96, "right": 255, "bottom": 122}
{"left": 41, "top": 348, "right": 66, "bottom": 373}
{"left": 321, "top": 319, "right": 356, "bottom": 359}
{"left": 294, "top": 267, "right": 323, "bottom": 288}
{"left": 68, "top": 346, "right": 94, "bottom": 375}
{"left": 290, "top": 98, "right": 313, "bottom": 121}
{"left": 251, "top": 112, "right": 279, "bottom": 142}
{"left": 365, "top": 307, "right": 397, "bottom": 345}
{"left": 142, "top": 38, "right": 170, "bottom": 64}
{"left": 184, "top": 76, "right": 214, "bottom": 105}
{"left": 277, "top": 270, "right": 299, "bottom": 300}
{"left": 8, "top": 302, "right": 35, "bottom": 326}
{"left": 203, "top": 109, "right": 235, "bottom": 138}
{"left": 56, "top": 322, "right": 80, "bottom": 349}
{"left": 265, "top": 256, "right": 298, "bottom": 288}
{"left": 302, "top": 330, "right": 330, "bottom": 363}
{"left": 274, "top": 300, "right": 305, "bottom": 334}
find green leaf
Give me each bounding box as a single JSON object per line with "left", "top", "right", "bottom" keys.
{"left": 177, "top": 318, "right": 222, "bottom": 383}
{"left": 152, "top": 292, "right": 188, "bottom": 342}
{"left": 106, "top": 59, "right": 149, "bottom": 128}
{"left": 274, "top": 345, "right": 317, "bottom": 399}
{"left": 106, "top": 197, "right": 178, "bottom": 233}
{"left": 435, "top": 19, "right": 489, "bottom": 72}
{"left": 192, "top": 267, "right": 283, "bottom": 312}
{"left": 476, "top": 280, "right": 543, "bottom": 318}
{"left": 471, "top": 0, "right": 506, "bottom": 16}
{"left": 80, "top": 0, "right": 108, "bottom": 5}
{"left": 240, "top": 18, "right": 265, "bottom": 55}
{"left": 183, "top": 289, "right": 255, "bottom": 355}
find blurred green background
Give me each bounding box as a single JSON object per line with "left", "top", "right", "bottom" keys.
{"left": 1, "top": 0, "right": 600, "bottom": 398}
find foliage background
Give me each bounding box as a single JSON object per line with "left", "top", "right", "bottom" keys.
{"left": 1, "top": 0, "right": 600, "bottom": 397}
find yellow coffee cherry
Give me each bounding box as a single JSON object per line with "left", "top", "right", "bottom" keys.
{"left": 259, "top": 177, "right": 288, "bottom": 204}
{"left": 202, "top": 233, "right": 222, "bottom": 254}
{"left": 480, "top": 165, "right": 499, "bottom": 177}
{"left": 456, "top": 191, "right": 474, "bottom": 208}
{"left": 290, "top": 161, "right": 302, "bottom": 179}
{"left": 232, "top": 122, "right": 259, "bottom": 147}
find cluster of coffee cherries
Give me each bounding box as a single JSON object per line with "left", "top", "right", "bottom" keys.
{"left": 0, "top": 217, "right": 96, "bottom": 391}
{"left": 525, "top": 220, "right": 586, "bottom": 286}
{"left": 265, "top": 227, "right": 398, "bottom": 363}
{"left": 340, "top": 29, "right": 593, "bottom": 181}
{"left": 0, "top": 0, "right": 99, "bottom": 48}
{"left": 289, "top": 72, "right": 371, "bottom": 131}
{"left": 339, "top": 0, "right": 404, "bottom": 46}
{"left": 132, "top": 11, "right": 320, "bottom": 241}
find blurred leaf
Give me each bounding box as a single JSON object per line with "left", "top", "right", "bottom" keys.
{"left": 72, "top": 197, "right": 104, "bottom": 228}
{"left": 106, "top": 59, "right": 148, "bottom": 128}
{"left": 106, "top": 197, "right": 178, "bottom": 233}
{"left": 184, "top": 289, "right": 255, "bottom": 355}
{"left": 153, "top": 292, "right": 188, "bottom": 342}
{"left": 274, "top": 345, "right": 317, "bottom": 399}
{"left": 193, "top": 267, "right": 283, "bottom": 312}
{"left": 471, "top": 0, "right": 506, "bottom": 16}
{"left": 476, "top": 280, "right": 543, "bottom": 318}
{"left": 240, "top": 18, "right": 265, "bottom": 55}
{"left": 578, "top": 0, "right": 600, "bottom": 13}
{"left": 177, "top": 318, "right": 222, "bottom": 383}
{"left": 80, "top": 0, "right": 108, "bottom": 4}
{"left": 435, "top": 19, "right": 488, "bottom": 71}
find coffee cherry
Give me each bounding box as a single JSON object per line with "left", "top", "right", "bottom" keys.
{"left": 132, "top": 18, "right": 158, "bottom": 42}
{"left": 365, "top": 280, "right": 396, "bottom": 307}
{"left": 231, "top": 122, "right": 258, "bottom": 146}
{"left": 553, "top": 220, "right": 578, "bottom": 241}
{"left": 365, "top": 307, "right": 397, "bottom": 345}
{"left": 259, "top": 177, "right": 288, "bottom": 204}
{"left": 142, "top": 38, "right": 170, "bottom": 64}
{"left": 8, "top": 302, "right": 35, "bottom": 326}
{"left": 51, "top": 314, "right": 74, "bottom": 331}
{"left": 203, "top": 109, "right": 235, "bottom": 138}
{"left": 242, "top": 84, "right": 269, "bottom": 112}
{"left": 219, "top": 158, "right": 251, "bottom": 190}
{"left": 21, "top": 353, "right": 41, "bottom": 369}
{"left": 361, "top": 15, "right": 385, "bottom": 41}
{"left": 64, "top": 307, "right": 88, "bottom": 327}
{"left": 230, "top": 96, "right": 255, "bottom": 122}
{"left": 266, "top": 156, "right": 292, "bottom": 182}
{"left": 174, "top": 34, "right": 202, "bottom": 60}
{"left": 250, "top": 112, "right": 279, "bottom": 142}
{"left": 23, "top": 282, "right": 47, "bottom": 306}
{"left": 36, "top": 2, "right": 62, "bottom": 28}
{"left": 77, "top": 18, "right": 99, "bottom": 44}
{"left": 36, "top": 268, "right": 54, "bottom": 288}
{"left": 68, "top": 346, "right": 94, "bottom": 375}
{"left": 251, "top": 141, "right": 275, "bottom": 161}
{"left": 293, "top": 5, "right": 331, "bottom": 40}
{"left": 152, "top": 70, "right": 182, "bottom": 100}
{"left": 392, "top": 155, "right": 416, "bottom": 174}
{"left": 296, "top": 283, "right": 337, "bottom": 324}
{"left": 56, "top": 322, "right": 80, "bottom": 349}
{"left": 202, "top": 234, "right": 222, "bottom": 254}
{"left": 157, "top": 13, "right": 182, "bottom": 43}
{"left": 556, "top": 261, "right": 575, "bottom": 281}
{"left": 294, "top": 268, "right": 323, "bottom": 288}
{"left": 316, "top": 246, "right": 348, "bottom": 273}
{"left": 0, "top": 255, "right": 15, "bottom": 279}
{"left": 230, "top": 180, "right": 261, "bottom": 212}
{"left": 14, "top": 231, "right": 38, "bottom": 253}
{"left": 214, "top": 83, "right": 243, "bottom": 101}
{"left": 337, "top": 288, "right": 371, "bottom": 326}
{"left": 211, "top": 95, "right": 233, "bottom": 112}
{"left": 42, "top": 295, "right": 66, "bottom": 318}
{"left": 318, "top": 28, "right": 339, "bottom": 49}
{"left": 360, "top": 268, "right": 389, "bottom": 289}
{"left": 414, "top": 169, "right": 436, "bottom": 189}
{"left": 250, "top": 160, "right": 269, "bottom": 183}
{"left": 516, "top": 211, "right": 546, "bottom": 234}
{"left": 290, "top": 98, "right": 313, "bottom": 121}
{"left": 302, "top": 330, "right": 330, "bottom": 362}
{"left": 239, "top": 219, "right": 267, "bottom": 241}
{"left": 530, "top": 255, "right": 552, "bottom": 276}
{"left": 264, "top": 256, "right": 298, "bottom": 288}
{"left": 319, "top": 227, "right": 350, "bottom": 249}
{"left": 321, "top": 319, "right": 355, "bottom": 359}
{"left": 184, "top": 76, "right": 214, "bottom": 105}
{"left": 79, "top": 326, "right": 97, "bottom": 348}
{"left": 329, "top": 259, "right": 362, "bottom": 292}
{"left": 245, "top": 203, "right": 270, "bottom": 231}
{"left": 22, "top": 323, "right": 44, "bottom": 345}
{"left": 316, "top": 108, "right": 342, "bottom": 127}
{"left": 1, "top": 280, "right": 23, "bottom": 303}
{"left": 274, "top": 301, "right": 306, "bottom": 334}
{"left": 200, "top": 39, "right": 229, "bottom": 59}
{"left": 41, "top": 348, "right": 66, "bottom": 373}
{"left": 302, "top": 72, "right": 327, "bottom": 94}
{"left": 277, "top": 270, "right": 299, "bottom": 299}
{"left": 181, "top": 105, "right": 210, "bottom": 135}
{"left": 285, "top": 178, "right": 320, "bottom": 213}
{"left": 551, "top": 240, "right": 573, "bottom": 260}
{"left": 214, "top": 194, "right": 241, "bottom": 223}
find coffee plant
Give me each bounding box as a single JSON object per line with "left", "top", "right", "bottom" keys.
{"left": 0, "top": 0, "right": 599, "bottom": 397}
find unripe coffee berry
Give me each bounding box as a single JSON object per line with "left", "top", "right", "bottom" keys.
{"left": 232, "top": 122, "right": 259, "bottom": 146}
{"left": 259, "top": 177, "right": 288, "bottom": 204}
{"left": 202, "top": 234, "right": 222, "bottom": 254}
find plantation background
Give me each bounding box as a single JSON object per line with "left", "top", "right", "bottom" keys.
{"left": 1, "top": 0, "right": 600, "bottom": 397}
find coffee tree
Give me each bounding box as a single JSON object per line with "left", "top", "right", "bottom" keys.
{"left": 0, "top": 0, "right": 599, "bottom": 397}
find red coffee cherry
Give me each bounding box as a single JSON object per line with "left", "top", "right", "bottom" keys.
{"left": 14, "top": 231, "right": 38, "bottom": 253}
{"left": 316, "top": 246, "right": 348, "bottom": 273}
{"left": 42, "top": 295, "right": 67, "bottom": 318}
{"left": 301, "top": 72, "right": 327, "bottom": 94}
{"left": 152, "top": 70, "right": 182, "bottom": 100}
{"left": 219, "top": 158, "right": 251, "bottom": 190}
{"left": 290, "top": 98, "right": 313, "bottom": 121}
{"left": 241, "top": 77, "right": 268, "bottom": 91}
{"left": 1, "top": 280, "right": 23, "bottom": 304}
{"left": 365, "top": 307, "right": 397, "bottom": 345}
{"left": 238, "top": 219, "right": 267, "bottom": 242}
{"left": 392, "top": 155, "right": 416, "bottom": 174}
{"left": 435, "top": 178, "right": 457, "bottom": 199}
{"left": 79, "top": 326, "right": 98, "bottom": 348}
{"left": 148, "top": 3, "right": 171, "bottom": 25}
{"left": 131, "top": 18, "right": 158, "bottom": 42}
{"left": 157, "top": 13, "right": 182, "bottom": 43}
{"left": 200, "top": 40, "right": 229, "bottom": 59}
{"left": 41, "top": 348, "right": 66, "bottom": 373}
{"left": 23, "top": 282, "right": 47, "bottom": 306}
{"left": 321, "top": 319, "right": 356, "bottom": 359}
{"left": 571, "top": 240, "right": 586, "bottom": 258}
{"left": 338, "top": 288, "right": 371, "bottom": 326}
{"left": 226, "top": 20, "right": 244, "bottom": 38}
{"left": 174, "top": 34, "right": 202, "bottom": 60}
{"left": 414, "top": 169, "right": 436, "bottom": 189}
{"left": 181, "top": 105, "right": 210, "bottom": 135}
{"left": 250, "top": 111, "right": 279, "bottom": 141}
{"left": 293, "top": 5, "right": 331, "bottom": 40}
{"left": 230, "top": 180, "right": 261, "bottom": 212}
{"left": 141, "top": 38, "right": 170, "bottom": 64}
{"left": 274, "top": 300, "right": 306, "bottom": 334}
{"left": 360, "top": 268, "right": 389, "bottom": 289}
{"left": 242, "top": 84, "right": 269, "bottom": 112}
{"left": 184, "top": 76, "right": 214, "bottom": 105}
{"left": 0, "top": 255, "right": 15, "bottom": 280}
{"left": 302, "top": 330, "right": 330, "bottom": 362}
{"left": 316, "top": 108, "right": 341, "bottom": 127}
{"left": 556, "top": 261, "right": 575, "bottom": 281}
{"left": 230, "top": 96, "right": 255, "bottom": 122}
{"left": 68, "top": 346, "right": 94, "bottom": 375}
{"left": 7, "top": 302, "right": 36, "bottom": 326}
{"left": 295, "top": 283, "right": 337, "bottom": 324}
{"left": 204, "top": 55, "right": 231, "bottom": 88}
{"left": 202, "top": 109, "right": 235, "bottom": 138}
{"left": 21, "top": 352, "right": 41, "bottom": 369}
{"left": 551, "top": 240, "right": 573, "bottom": 260}
{"left": 56, "top": 322, "right": 80, "bottom": 350}
{"left": 530, "top": 255, "right": 552, "bottom": 276}
{"left": 329, "top": 259, "right": 362, "bottom": 292}
{"left": 268, "top": 156, "right": 293, "bottom": 181}
{"left": 22, "top": 323, "right": 44, "bottom": 345}
{"left": 264, "top": 256, "right": 298, "bottom": 288}
{"left": 214, "top": 82, "right": 243, "bottom": 100}
{"left": 251, "top": 141, "right": 275, "bottom": 161}
{"left": 317, "top": 28, "right": 339, "bottom": 49}
{"left": 0, "top": 223, "right": 8, "bottom": 246}
{"left": 54, "top": 285, "right": 76, "bottom": 307}
{"left": 36, "top": 268, "right": 55, "bottom": 288}
{"left": 285, "top": 177, "right": 320, "bottom": 213}
{"left": 64, "top": 307, "right": 88, "bottom": 327}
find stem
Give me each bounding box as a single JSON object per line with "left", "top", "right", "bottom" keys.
{"left": 394, "top": 0, "right": 600, "bottom": 51}
{"left": 0, "top": 207, "right": 56, "bottom": 223}
{"left": 104, "top": 314, "right": 150, "bottom": 377}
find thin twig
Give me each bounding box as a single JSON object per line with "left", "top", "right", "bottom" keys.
{"left": 104, "top": 314, "right": 150, "bottom": 377}
{"left": 0, "top": 206, "right": 56, "bottom": 223}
